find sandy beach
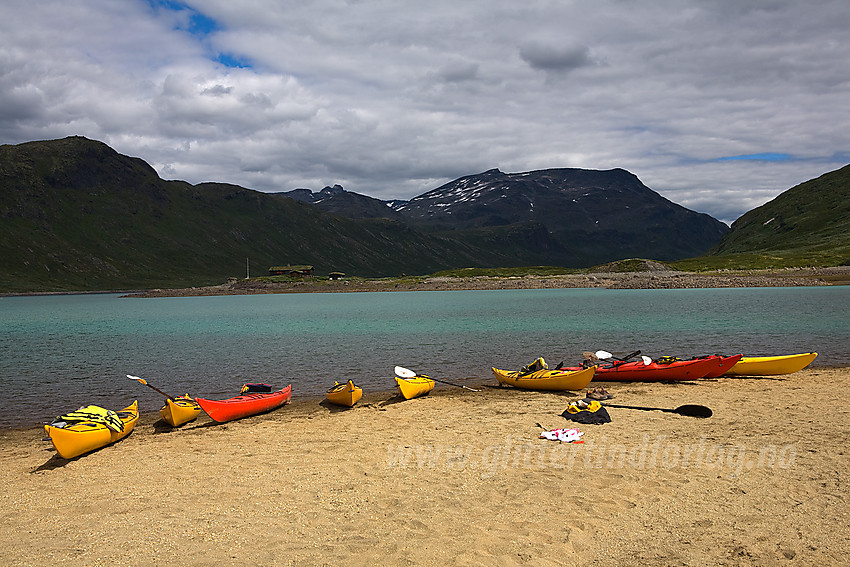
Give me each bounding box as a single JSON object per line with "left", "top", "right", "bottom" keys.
{"left": 2, "top": 366, "right": 847, "bottom": 566}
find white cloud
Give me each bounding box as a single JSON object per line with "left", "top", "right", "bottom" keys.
{"left": 1, "top": 0, "right": 848, "bottom": 224}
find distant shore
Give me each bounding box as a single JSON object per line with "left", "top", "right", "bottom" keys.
{"left": 125, "top": 266, "right": 850, "bottom": 298}
{"left": 3, "top": 266, "right": 848, "bottom": 298}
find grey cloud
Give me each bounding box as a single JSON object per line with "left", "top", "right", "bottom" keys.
{"left": 518, "top": 42, "right": 594, "bottom": 72}
{"left": 202, "top": 85, "right": 233, "bottom": 96}
{"left": 435, "top": 61, "right": 480, "bottom": 83}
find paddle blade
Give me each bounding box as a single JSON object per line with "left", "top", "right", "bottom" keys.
{"left": 641, "top": 356, "right": 652, "bottom": 365}
{"left": 581, "top": 351, "right": 599, "bottom": 362}
{"left": 675, "top": 404, "right": 712, "bottom": 418}
{"left": 127, "top": 374, "right": 147, "bottom": 385}
{"left": 394, "top": 366, "right": 417, "bottom": 378}
{"left": 595, "top": 350, "right": 614, "bottom": 360}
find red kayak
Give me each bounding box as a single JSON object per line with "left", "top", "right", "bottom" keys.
{"left": 567, "top": 356, "right": 728, "bottom": 382}
{"left": 196, "top": 384, "right": 292, "bottom": 423}
{"left": 697, "top": 354, "right": 743, "bottom": 378}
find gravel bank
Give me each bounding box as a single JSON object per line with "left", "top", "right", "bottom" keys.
{"left": 126, "top": 266, "right": 850, "bottom": 297}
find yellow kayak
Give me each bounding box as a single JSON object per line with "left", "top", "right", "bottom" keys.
{"left": 159, "top": 395, "right": 201, "bottom": 426}
{"left": 44, "top": 401, "right": 139, "bottom": 459}
{"left": 491, "top": 365, "right": 596, "bottom": 391}
{"left": 395, "top": 375, "right": 435, "bottom": 400}
{"left": 723, "top": 352, "right": 818, "bottom": 376}
{"left": 326, "top": 380, "right": 363, "bottom": 407}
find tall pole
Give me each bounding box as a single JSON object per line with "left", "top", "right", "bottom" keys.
{"left": 246, "top": 257, "right": 250, "bottom": 279}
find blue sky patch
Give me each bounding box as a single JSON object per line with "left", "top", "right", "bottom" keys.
{"left": 147, "top": 0, "right": 250, "bottom": 68}
{"left": 147, "top": 0, "right": 219, "bottom": 37}
{"left": 185, "top": 11, "right": 219, "bottom": 37}
{"left": 717, "top": 153, "right": 792, "bottom": 162}
{"left": 216, "top": 53, "right": 252, "bottom": 69}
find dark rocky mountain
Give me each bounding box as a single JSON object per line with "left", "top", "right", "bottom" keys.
{"left": 282, "top": 168, "right": 730, "bottom": 266}
{"left": 280, "top": 185, "right": 404, "bottom": 220}
{"left": 282, "top": 184, "right": 345, "bottom": 203}
{"left": 388, "top": 167, "right": 729, "bottom": 265}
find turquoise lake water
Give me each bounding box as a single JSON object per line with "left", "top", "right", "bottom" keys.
{"left": 2, "top": 286, "right": 848, "bottom": 428}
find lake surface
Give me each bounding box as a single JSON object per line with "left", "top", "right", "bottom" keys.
{"left": 2, "top": 286, "right": 848, "bottom": 429}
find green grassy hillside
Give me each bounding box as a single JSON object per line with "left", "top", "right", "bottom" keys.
{"left": 0, "top": 137, "right": 518, "bottom": 292}
{"left": 707, "top": 164, "right": 850, "bottom": 267}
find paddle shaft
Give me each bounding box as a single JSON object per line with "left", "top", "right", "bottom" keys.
{"left": 604, "top": 403, "right": 675, "bottom": 412}
{"left": 620, "top": 350, "right": 641, "bottom": 361}
{"left": 395, "top": 366, "right": 479, "bottom": 392}
{"left": 595, "top": 350, "right": 641, "bottom": 368}
{"left": 143, "top": 382, "right": 175, "bottom": 400}
{"left": 429, "top": 377, "right": 479, "bottom": 392}
{"left": 604, "top": 403, "right": 711, "bottom": 418}
{"left": 128, "top": 375, "right": 174, "bottom": 400}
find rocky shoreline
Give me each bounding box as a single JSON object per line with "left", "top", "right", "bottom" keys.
{"left": 125, "top": 266, "right": 850, "bottom": 297}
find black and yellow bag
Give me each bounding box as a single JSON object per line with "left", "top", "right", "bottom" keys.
{"left": 240, "top": 383, "right": 273, "bottom": 394}
{"left": 561, "top": 400, "right": 611, "bottom": 424}
{"left": 520, "top": 357, "right": 547, "bottom": 375}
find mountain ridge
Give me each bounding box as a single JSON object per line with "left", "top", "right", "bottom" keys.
{"left": 291, "top": 166, "right": 730, "bottom": 265}
{"left": 0, "top": 137, "right": 528, "bottom": 291}
{"left": 8, "top": 136, "right": 844, "bottom": 293}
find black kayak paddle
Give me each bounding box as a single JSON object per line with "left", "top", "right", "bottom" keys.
{"left": 127, "top": 374, "right": 175, "bottom": 401}
{"left": 603, "top": 402, "right": 712, "bottom": 418}
{"left": 394, "top": 366, "right": 480, "bottom": 392}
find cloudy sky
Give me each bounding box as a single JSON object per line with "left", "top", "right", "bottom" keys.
{"left": 2, "top": 0, "right": 848, "bottom": 224}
